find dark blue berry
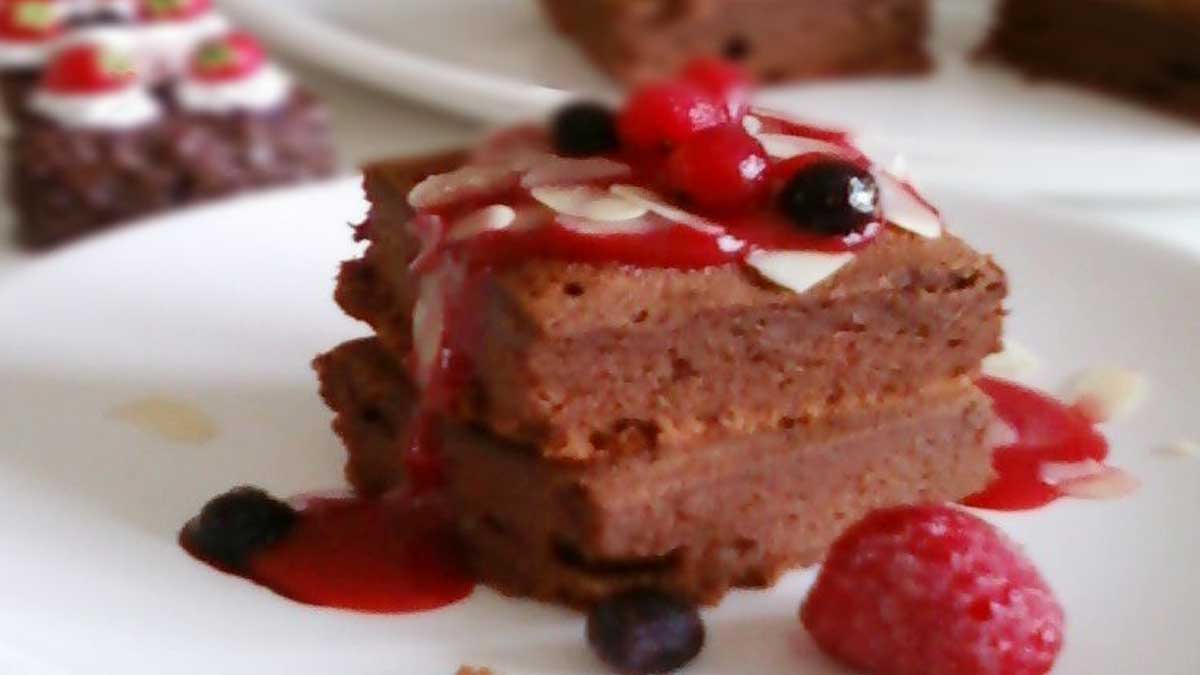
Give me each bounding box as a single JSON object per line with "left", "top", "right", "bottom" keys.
{"left": 185, "top": 486, "right": 296, "bottom": 570}
{"left": 586, "top": 589, "right": 705, "bottom": 674}
{"left": 552, "top": 101, "right": 620, "bottom": 157}
{"left": 777, "top": 159, "right": 880, "bottom": 236}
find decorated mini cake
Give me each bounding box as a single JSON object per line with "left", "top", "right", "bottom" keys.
{"left": 9, "top": 33, "right": 334, "bottom": 248}
{"left": 986, "top": 0, "right": 1200, "bottom": 120}
{"left": 135, "top": 0, "right": 226, "bottom": 78}
{"left": 0, "top": 0, "right": 64, "bottom": 117}
{"left": 538, "top": 0, "right": 932, "bottom": 85}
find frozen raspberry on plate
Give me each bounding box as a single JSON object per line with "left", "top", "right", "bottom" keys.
{"left": 41, "top": 44, "right": 138, "bottom": 93}
{"left": 0, "top": 0, "right": 62, "bottom": 41}
{"left": 190, "top": 31, "right": 266, "bottom": 82}
{"left": 617, "top": 80, "right": 727, "bottom": 151}
{"left": 801, "top": 504, "right": 1064, "bottom": 675}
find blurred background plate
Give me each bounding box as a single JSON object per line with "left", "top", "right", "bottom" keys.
{"left": 222, "top": 0, "right": 1200, "bottom": 200}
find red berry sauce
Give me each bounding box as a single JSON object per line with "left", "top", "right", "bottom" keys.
{"left": 182, "top": 494, "right": 475, "bottom": 614}
{"left": 965, "top": 377, "right": 1111, "bottom": 511}
{"left": 41, "top": 44, "right": 137, "bottom": 93}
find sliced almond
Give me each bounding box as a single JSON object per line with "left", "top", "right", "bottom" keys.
{"left": 877, "top": 171, "right": 942, "bottom": 239}
{"left": 411, "top": 272, "right": 446, "bottom": 388}
{"left": 745, "top": 249, "right": 855, "bottom": 294}
{"left": 521, "top": 156, "right": 630, "bottom": 188}
{"left": 755, "top": 133, "right": 850, "bottom": 160}
{"left": 408, "top": 165, "right": 517, "bottom": 209}
{"left": 558, "top": 214, "right": 659, "bottom": 236}
{"left": 984, "top": 419, "right": 1019, "bottom": 448}
{"left": 608, "top": 185, "right": 723, "bottom": 234}
{"left": 1161, "top": 439, "right": 1200, "bottom": 458}
{"left": 1040, "top": 459, "right": 1107, "bottom": 486}
{"left": 1056, "top": 466, "right": 1140, "bottom": 500}
{"left": 1067, "top": 366, "right": 1149, "bottom": 423}
{"left": 447, "top": 204, "right": 517, "bottom": 241}
{"left": 531, "top": 185, "right": 647, "bottom": 221}
{"left": 982, "top": 338, "right": 1040, "bottom": 380}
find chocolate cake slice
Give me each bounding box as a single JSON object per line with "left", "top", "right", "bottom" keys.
{"left": 986, "top": 0, "right": 1200, "bottom": 119}
{"left": 538, "top": 0, "right": 932, "bottom": 85}
{"left": 316, "top": 337, "right": 995, "bottom": 607}
{"left": 318, "top": 63, "right": 1006, "bottom": 607}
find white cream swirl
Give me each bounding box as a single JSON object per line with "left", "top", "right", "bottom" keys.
{"left": 0, "top": 37, "right": 54, "bottom": 69}
{"left": 175, "top": 62, "right": 292, "bottom": 113}
{"left": 29, "top": 85, "right": 161, "bottom": 129}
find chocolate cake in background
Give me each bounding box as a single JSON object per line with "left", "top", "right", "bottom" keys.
{"left": 538, "top": 0, "right": 932, "bottom": 85}
{"left": 1, "top": 0, "right": 337, "bottom": 249}
{"left": 985, "top": 0, "right": 1200, "bottom": 120}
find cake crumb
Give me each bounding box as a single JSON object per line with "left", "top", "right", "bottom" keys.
{"left": 1055, "top": 465, "right": 1140, "bottom": 500}
{"left": 109, "top": 396, "right": 217, "bottom": 445}
{"left": 1066, "top": 366, "right": 1148, "bottom": 423}
{"left": 981, "top": 338, "right": 1039, "bottom": 379}
{"left": 1160, "top": 439, "right": 1199, "bottom": 458}
{"left": 456, "top": 667, "right": 496, "bottom": 675}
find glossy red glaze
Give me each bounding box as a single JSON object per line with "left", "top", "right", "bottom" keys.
{"left": 0, "top": 0, "right": 61, "bottom": 41}
{"left": 41, "top": 44, "right": 136, "bottom": 93}
{"left": 190, "top": 31, "right": 266, "bottom": 82}
{"left": 964, "top": 377, "right": 1110, "bottom": 511}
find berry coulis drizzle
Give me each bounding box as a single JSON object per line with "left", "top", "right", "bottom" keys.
{"left": 180, "top": 491, "right": 476, "bottom": 613}
{"left": 965, "top": 377, "right": 1110, "bottom": 511}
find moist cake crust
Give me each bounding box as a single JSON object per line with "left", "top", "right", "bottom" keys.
{"left": 316, "top": 337, "right": 997, "bottom": 607}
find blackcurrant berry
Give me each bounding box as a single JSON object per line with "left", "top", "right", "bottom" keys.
{"left": 184, "top": 486, "right": 296, "bottom": 570}
{"left": 552, "top": 101, "right": 620, "bottom": 157}
{"left": 586, "top": 589, "right": 705, "bottom": 675}
{"left": 775, "top": 157, "right": 880, "bottom": 236}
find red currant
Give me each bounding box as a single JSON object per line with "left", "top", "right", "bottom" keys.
{"left": 139, "top": 0, "right": 211, "bottom": 21}
{"left": 41, "top": 44, "right": 138, "bottom": 94}
{"left": 0, "top": 0, "right": 61, "bottom": 41}
{"left": 617, "top": 81, "right": 727, "bottom": 151}
{"left": 666, "top": 125, "right": 768, "bottom": 211}
{"left": 190, "top": 31, "right": 266, "bottom": 82}
{"left": 682, "top": 57, "right": 752, "bottom": 120}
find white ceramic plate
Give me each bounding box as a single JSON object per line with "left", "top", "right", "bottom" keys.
{"left": 1, "top": 180, "right": 1199, "bottom": 675}
{"left": 221, "top": 0, "right": 1200, "bottom": 200}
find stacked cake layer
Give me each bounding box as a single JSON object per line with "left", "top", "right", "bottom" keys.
{"left": 317, "top": 141, "right": 1008, "bottom": 605}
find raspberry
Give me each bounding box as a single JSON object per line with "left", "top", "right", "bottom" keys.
{"left": 681, "top": 57, "right": 752, "bottom": 120}
{"left": 41, "top": 44, "right": 138, "bottom": 94}
{"left": 666, "top": 125, "right": 768, "bottom": 211}
{"left": 0, "top": 0, "right": 62, "bottom": 41}
{"left": 191, "top": 31, "right": 267, "bottom": 82}
{"left": 617, "top": 81, "right": 727, "bottom": 151}
{"left": 801, "top": 504, "right": 1064, "bottom": 675}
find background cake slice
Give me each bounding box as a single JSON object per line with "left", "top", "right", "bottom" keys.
{"left": 986, "top": 0, "right": 1200, "bottom": 120}
{"left": 538, "top": 0, "right": 932, "bottom": 85}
